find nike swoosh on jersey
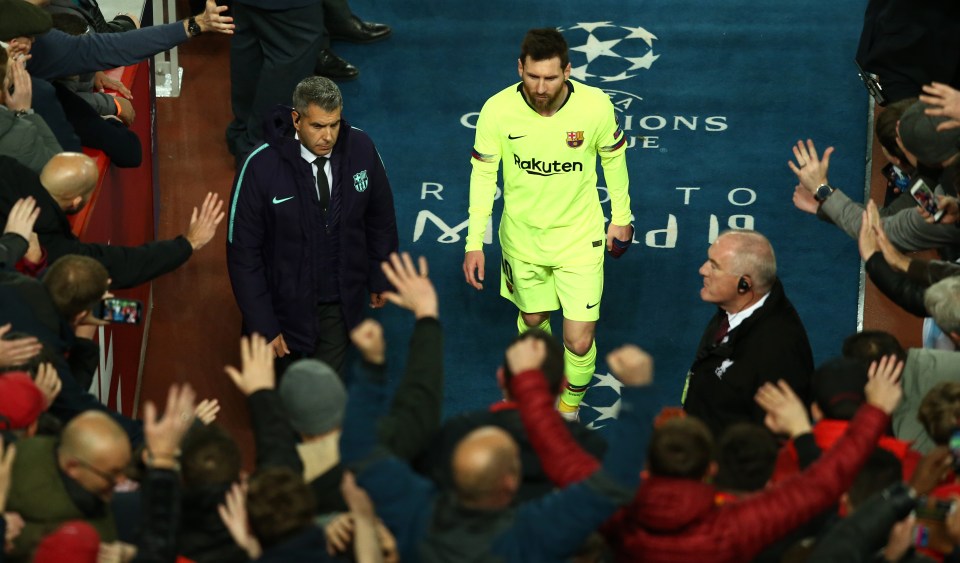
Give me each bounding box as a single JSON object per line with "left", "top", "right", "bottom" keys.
{"left": 586, "top": 302, "right": 599, "bottom": 309}
{"left": 272, "top": 196, "right": 294, "bottom": 204}
{"left": 507, "top": 134, "right": 526, "bottom": 140}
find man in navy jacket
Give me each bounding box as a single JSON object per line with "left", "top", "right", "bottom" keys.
{"left": 227, "top": 76, "right": 398, "bottom": 374}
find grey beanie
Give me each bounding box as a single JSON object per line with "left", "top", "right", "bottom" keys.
{"left": 278, "top": 359, "right": 346, "bottom": 436}
{"left": 898, "top": 101, "right": 960, "bottom": 165}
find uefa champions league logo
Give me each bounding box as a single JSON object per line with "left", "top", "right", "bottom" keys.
{"left": 560, "top": 22, "right": 659, "bottom": 84}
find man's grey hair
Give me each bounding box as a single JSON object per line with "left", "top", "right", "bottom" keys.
{"left": 292, "top": 76, "right": 342, "bottom": 114}
{"left": 717, "top": 229, "right": 777, "bottom": 292}
{"left": 925, "top": 277, "right": 960, "bottom": 334}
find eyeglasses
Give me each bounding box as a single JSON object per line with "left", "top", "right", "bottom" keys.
{"left": 72, "top": 457, "right": 126, "bottom": 487}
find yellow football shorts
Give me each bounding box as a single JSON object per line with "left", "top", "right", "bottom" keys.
{"left": 499, "top": 252, "right": 603, "bottom": 322}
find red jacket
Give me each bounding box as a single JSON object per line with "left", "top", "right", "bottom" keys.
{"left": 510, "top": 373, "right": 890, "bottom": 563}
{"left": 771, "top": 418, "right": 920, "bottom": 482}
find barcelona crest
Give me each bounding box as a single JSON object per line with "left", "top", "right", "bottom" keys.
{"left": 353, "top": 170, "right": 369, "bottom": 192}
{"left": 566, "top": 130, "right": 584, "bottom": 148}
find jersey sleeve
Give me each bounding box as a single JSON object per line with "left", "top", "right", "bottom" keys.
{"left": 466, "top": 99, "right": 502, "bottom": 252}
{"left": 596, "top": 103, "right": 631, "bottom": 226}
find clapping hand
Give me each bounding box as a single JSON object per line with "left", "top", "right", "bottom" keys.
{"left": 788, "top": 139, "right": 833, "bottom": 195}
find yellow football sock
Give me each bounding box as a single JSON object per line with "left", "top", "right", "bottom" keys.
{"left": 559, "top": 340, "right": 596, "bottom": 410}
{"left": 516, "top": 312, "right": 552, "bottom": 335}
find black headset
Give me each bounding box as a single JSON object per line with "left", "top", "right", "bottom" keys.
{"left": 737, "top": 276, "right": 751, "bottom": 294}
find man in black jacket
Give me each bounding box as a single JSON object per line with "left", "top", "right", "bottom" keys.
{"left": 0, "top": 153, "right": 224, "bottom": 289}
{"left": 683, "top": 229, "right": 814, "bottom": 438}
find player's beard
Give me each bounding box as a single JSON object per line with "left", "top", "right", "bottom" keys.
{"left": 526, "top": 85, "right": 562, "bottom": 113}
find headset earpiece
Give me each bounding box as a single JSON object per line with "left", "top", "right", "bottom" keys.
{"left": 738, "top": 277, "right": 750, "bottom": 294}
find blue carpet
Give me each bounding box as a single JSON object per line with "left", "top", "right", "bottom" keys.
{"left": 337, "top": 0, "right": 869, "bottom": 429}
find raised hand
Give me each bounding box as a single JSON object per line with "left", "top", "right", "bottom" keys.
{"left": 184, "top": 192, "right": 225, "bottom": 251}
{"left": 380, "top": 252, "right": 438, "bottom": 319}
{"left": 195, "top": 398, "right": 221, "bottom": 425}
{"left": 787, "top": 139, "right": 833, "bottom": 195}
{"left": 505, "top": 336, "right": 546, "bottom": 375}
{"left": 755, "top": 380, "right": 812, "bottom": 438}
{"left": 218, "top": 481, "right": 262, "bottom": 559}
{"left": 606, "top": 345, "right": 653, "bottom": 387}
{"left": 350, "top": 319, "right": 385, "bottom": 365}
{"left": 921, "top": 82, "right": 960, "bottom": 131}
{"left": 864, "top": 354, "right": 904, "bottom": 415}
{"left": 196, "top": 0, "right": 235, "bottom": 34}
{"left": 143, "top": 383, "right": 196, "bottom": 467}
{"left": 224, "top": 334, "right": 276, "bottom": 395}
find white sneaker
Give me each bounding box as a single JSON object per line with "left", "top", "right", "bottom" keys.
{"left": 558, "top": 408, "right": 580, "bottom": 423}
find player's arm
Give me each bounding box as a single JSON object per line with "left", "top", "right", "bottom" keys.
{"left": 464, "top": 101, "right": 502, "bottom": 289}
{"left": 596, "top": 102, "right": 632, "bottom": 254}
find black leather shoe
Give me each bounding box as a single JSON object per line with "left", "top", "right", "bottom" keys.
{"left": 315, "top": 48, "right": 359, "bottom": 81}
{"left": 330, "top": 16, "right": 392, "bottom": 44}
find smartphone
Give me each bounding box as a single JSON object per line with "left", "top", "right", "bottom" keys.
{"left": 950, "top": 429, "right": 960, "bottom": 473}
{"left": 882, "top": 162, "right": 911, "bottom": 193}
{"left": 909, "top": 178, "right": 944, "bottom": 222}
{"left": 95, "top": 298, "right": 143, "bottom": 324}
{"left": 856, "top": 59, "right": 886, "bottom": 106}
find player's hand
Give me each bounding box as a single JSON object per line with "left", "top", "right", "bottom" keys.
{"left": 463, "top": 250, "right": 485, "bottom": 290}
{"left": 606, "top": 223, "right": 633, "bottom": 258}
{"left": 196, "top": 0, "right": 235, "bottom": 34}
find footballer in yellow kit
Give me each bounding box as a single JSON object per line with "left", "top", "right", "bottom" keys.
{"left": 462, "top": 28, "right": 632, "bottom": 419}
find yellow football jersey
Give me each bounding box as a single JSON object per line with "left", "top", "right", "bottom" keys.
{"left": 467, "top": 79, "right": 630, "bottom": 266}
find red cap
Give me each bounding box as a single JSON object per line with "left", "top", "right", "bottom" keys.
{"left": 0, "top": 372, "right": 45, "bottom": 430}
{"left": 33, "top": 521, "right": 100, "bottom": 563}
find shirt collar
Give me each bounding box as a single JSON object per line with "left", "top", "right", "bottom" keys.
{"left": 295, "top": 133, "right": 333, "bottom": 164}
{"left": 726, "top": 291, "right": 770, "bottom": 332}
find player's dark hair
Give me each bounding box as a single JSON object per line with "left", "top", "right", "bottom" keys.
{"left": 648, "top": 417, "right": 715, "bottom": 479}
{"left": 520, "top": 28, "right": 570, "bottom": 69}
{"left": 501, "top": 329, "right": 566, "bottom": 396}
{"left": 842, "top": 330, "right": 907, "bottom": 364}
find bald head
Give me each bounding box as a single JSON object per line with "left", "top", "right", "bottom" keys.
{"left": 57, "top": 411, "right": 131, "bottom": 500}
{"left": 716, "top": 230, "right": 777, "bottom": 293}
{"left": 59, "top": 411, "right": 130, "bottom": 461}
{"left": 40, "top": 152, "right": 98, "bottom": 211}
{"left": 451, "top": 426, "right": 521, "bottom": 509}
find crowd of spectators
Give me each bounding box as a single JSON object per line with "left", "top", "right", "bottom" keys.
{"left": 5, "top": 0, "right": 960, "bottom": 562}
